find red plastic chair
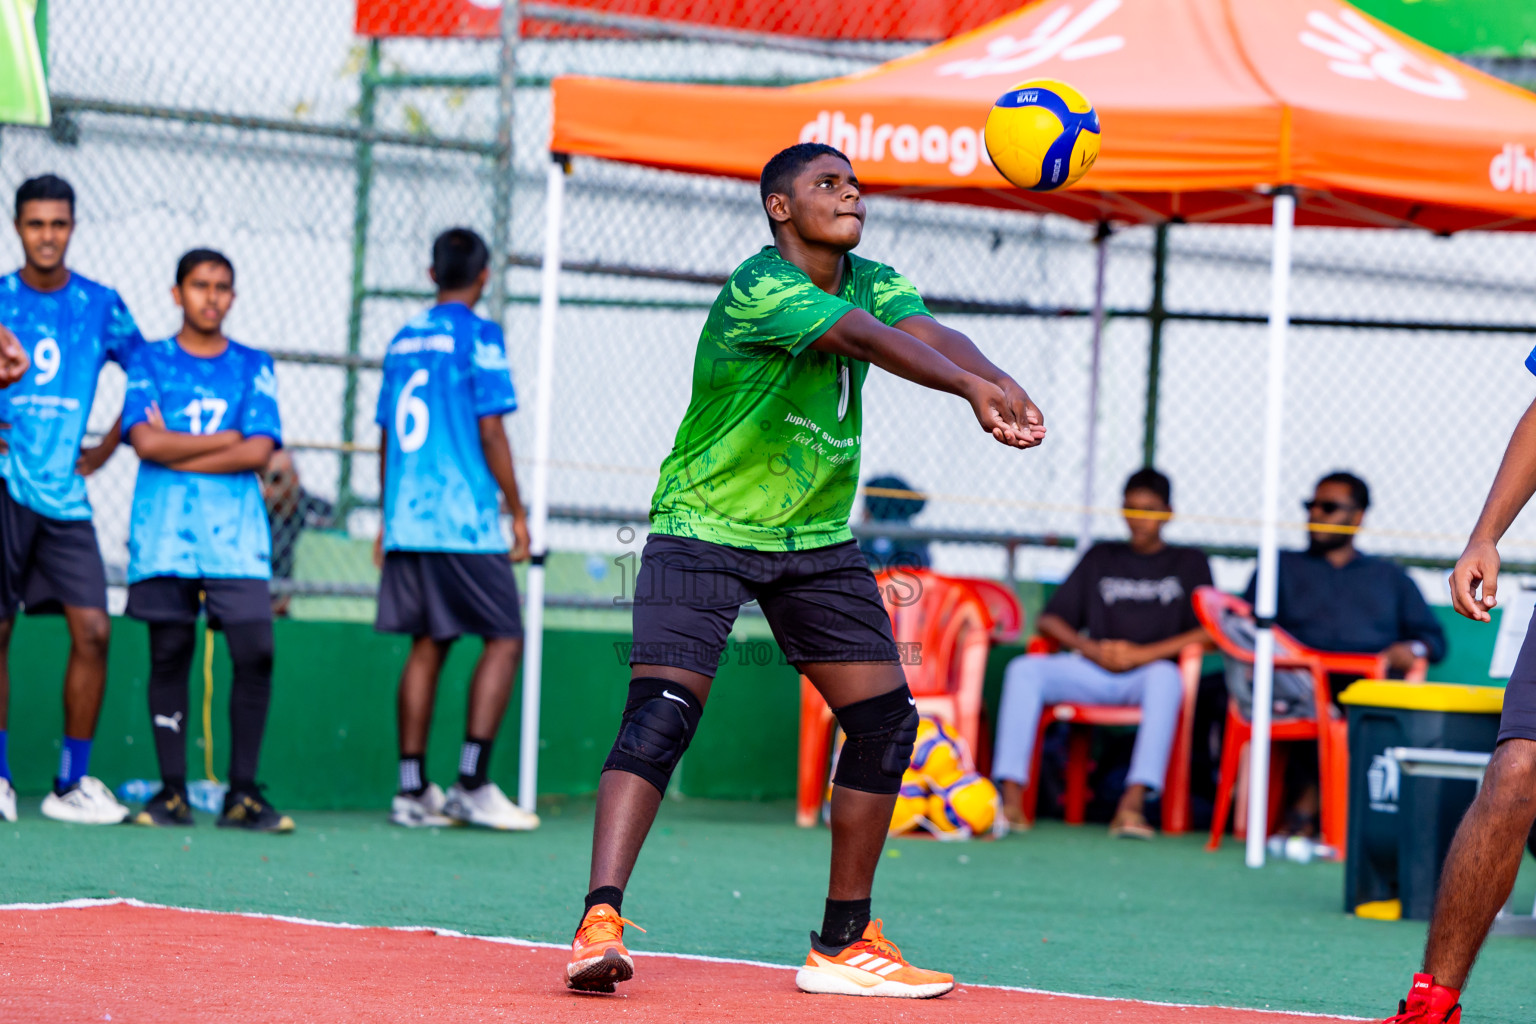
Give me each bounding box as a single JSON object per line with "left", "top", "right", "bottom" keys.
{"left": 795, "top": 569, "right": 998, "bottom": 827}
{"left": 948, "top": 576, "right": 1024, "bottom": 644}
{"left": 1193, "top": 586, "right": 1428, "bottom": 854}
{"left": 1012, "top": 637, "right": 1206, "bottom": 834}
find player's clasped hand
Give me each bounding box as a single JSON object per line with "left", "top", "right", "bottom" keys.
{"left": 0, "top": 324, "right": 29, "bottom": 388}
{"left": 967, "top": 377, "right": 1046, "bottom": 450}
{"left": 1449, "top": 538, "right": 1500, "bottom": 623}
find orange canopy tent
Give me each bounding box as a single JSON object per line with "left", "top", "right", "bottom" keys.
{"left": 520, "top": 1, "right": 1536, "bottom": 857}
{"left": 551, "top": 0, "right": 1536, "bottom": 232}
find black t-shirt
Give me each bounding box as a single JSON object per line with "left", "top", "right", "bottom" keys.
{"left": 1044, "top": 541, "right": 1213, "bottom": 648}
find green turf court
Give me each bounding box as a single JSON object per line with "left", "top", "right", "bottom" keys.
{"left": 4, "top": 798, "right": 1535, "bottom": 1022}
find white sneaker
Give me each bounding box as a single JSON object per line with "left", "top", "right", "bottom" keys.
{"left": 390, "top": 782, "right": 455, "bottom": 828}
{"left": 41, "top": 776, "right": 130, "bottom": 825}
{"left": 442, "top": 780, "right": 539, "bottom": 831}
{"left": 0, "top": 778, "right": 15, "bottom": 823}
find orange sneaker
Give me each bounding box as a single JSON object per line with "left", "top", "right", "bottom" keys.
{"left": 795, "top": 919, "right": 954, "bottom": 999}
{"left": 566, "top": 904, "right": 644, "bottom": 993}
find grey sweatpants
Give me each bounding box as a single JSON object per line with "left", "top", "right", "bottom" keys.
{"left": 992, "top": 652, "right": 1184, "bottom": 792}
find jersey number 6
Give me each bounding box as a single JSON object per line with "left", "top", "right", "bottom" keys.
{"left": 396, "top": 368, "right": 430, "bottom": 454}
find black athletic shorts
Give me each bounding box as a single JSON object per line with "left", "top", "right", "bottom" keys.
{"left": 0, "top": 478, "right": 108, "bottom": 617}
{"left": 1499, "top": 606, "right": 1536, "bottom": 744}
{"left": 126, "top": 576, "right": 272, "bottom": 628}
{"left": 375, "top": 550, "right": 523, "bottom": 642}
{"left": 629, "top": 534, "right": 899, "bottom": 678}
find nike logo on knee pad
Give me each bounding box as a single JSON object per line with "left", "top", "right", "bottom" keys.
{"left": 662, "top": 690, "right": 689, "bottom": 708}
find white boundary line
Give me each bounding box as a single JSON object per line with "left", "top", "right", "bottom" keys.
{"left": 0, "top": 898, "right": 1366, "bottom": 1020}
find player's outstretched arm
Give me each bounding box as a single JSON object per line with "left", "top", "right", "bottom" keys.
{"left": 1451, "top": 396, "right": 1536, "bottom": 622}
{"left": 811, "top": 309, "right": 1035, "bottom": 449}
{"left": 479, "top": 414, "right": 530, "bottom": 562}
{"left": 893, "top": 315, "right": 1046, "bottom": 447}
{"left": 164, "top": 436, "right": 276, "bottom": 476}
{"left": 0, "top": 324, "right": 29, "bottom": 388}
{"left": 128, "top": 403, "right": 243, "bottom": 465}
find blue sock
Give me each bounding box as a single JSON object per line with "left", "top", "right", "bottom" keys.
{"left": 58, "top": 735, "right": 91, "bottom": 790}
{"left": 0, "top": 730, "right": 9, "bottom": 782}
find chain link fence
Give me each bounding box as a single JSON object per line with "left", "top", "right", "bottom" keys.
{"left": 2, "top": 1, "right": 1533, "bottom": 626}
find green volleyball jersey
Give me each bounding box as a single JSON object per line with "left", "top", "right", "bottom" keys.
{"left": 649, "top": 246, "right": 930, "bottom": 552}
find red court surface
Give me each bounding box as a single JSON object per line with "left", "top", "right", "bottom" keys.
{"left": 0, "top": 902, "right": 1362, "bottom": 1024}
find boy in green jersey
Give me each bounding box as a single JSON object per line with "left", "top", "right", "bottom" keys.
{"left": 567, "top": 143, "right": 1046, "bottom": 998}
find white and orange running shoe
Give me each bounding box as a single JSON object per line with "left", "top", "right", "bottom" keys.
{"left": 795, "top": 919, "right": 954, "bottom": 999}
{"left": 566, "top": 904, "right": 644, "bottom": 993}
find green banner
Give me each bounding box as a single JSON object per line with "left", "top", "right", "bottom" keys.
{"left": 1355, "top": 0, "right": 1536, "bottom": 57}
{"left": 0, "top": 0, "right": 49, "bottom": 126}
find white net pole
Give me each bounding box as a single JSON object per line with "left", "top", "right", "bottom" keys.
{"left": 1246, "top": 188, "right": 1296, "bottom": 868}
{"left": 518, "top": 155, "right": 567, "bottom": 814}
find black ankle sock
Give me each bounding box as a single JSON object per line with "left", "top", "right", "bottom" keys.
{"left": 161, "top": 775, "right": 187, "bottom": 796}
{"left": 585, "top": 886, "right": 624, "bottom": 917}
{"left": 458, "top": 735, "right": 494, "bottom": 790}
{"left": 820, "top": 898, "right": 871, "bottom": 949}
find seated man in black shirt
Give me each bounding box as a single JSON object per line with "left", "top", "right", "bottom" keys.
{"left": 1241, "top": 470, "right": 1446, "bottom": 836}
{"left": 994, "top": 468, "right": 1211, "bottom": 837}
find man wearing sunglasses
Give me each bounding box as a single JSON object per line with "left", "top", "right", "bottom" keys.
{"left": 1244, "top": 471, "right": 1443, "bottom": 680}
{"left": 1241, "top": 471, "right": 1444, "bottom": 837}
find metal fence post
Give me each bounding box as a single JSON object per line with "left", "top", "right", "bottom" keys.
{"left": 1142, "top": 223, "right": 1169, "bottom": 468}
{"left": 488, "top": 0, "right": 519, "bottom": 326}
{"left": 339, "top": 39, "right": 381, "bottom": 517}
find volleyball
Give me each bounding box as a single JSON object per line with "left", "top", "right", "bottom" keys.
{"left": 984, "top": 78, "right": 1101, "bottom": 192}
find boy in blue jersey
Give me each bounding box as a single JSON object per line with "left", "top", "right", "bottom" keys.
{"left": 375, "top": 228, "right": 535, "bottom": 831}
{"left": 122, "top": 249, "right": 293, "bottom": 833}
{"left": 0, "top": 175, "right": 143, "bottom": 825}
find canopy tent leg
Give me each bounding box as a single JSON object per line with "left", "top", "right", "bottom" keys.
{"left": 518, "top": 154, "right": 568, "bottom": 814}
{"left": 1247, "top": 186, "right": 1296, "bottom": 868}
{"left": 1077, "top": 222, "right": 1111, "bottom": 553}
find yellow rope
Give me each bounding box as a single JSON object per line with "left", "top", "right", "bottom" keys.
{"left": 201, "top": 620, "right": 218, "bottom": 784}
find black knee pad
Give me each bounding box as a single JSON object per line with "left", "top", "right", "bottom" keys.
{"left": 602, "top": 677, "right": 704, "bottom": 795}
{"left": 832, "top": 686, "right": 919, "bottom": 795}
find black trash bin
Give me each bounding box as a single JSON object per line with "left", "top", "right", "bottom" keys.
{"left": 1339, "top": 681, "right": 1503, "bottom": 921}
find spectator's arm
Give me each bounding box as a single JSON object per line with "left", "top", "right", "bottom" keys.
{"left": 1037, "top": 612, "right": 1092, "bottom": 654}
{"left": 1397, "top": 571, "right": 1448, "bottom": 663}
{"left": 1132, "top": 627, "right": 1211, "bottom": 664}
{"left": 165, "top": 436, "right": 276, "bottom": 475}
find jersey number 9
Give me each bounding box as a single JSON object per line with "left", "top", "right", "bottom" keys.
{"left": 396, "top": 369, "right": 430, "bottom": 454}
{"left": 32, "top": 337, "right": 60, "bottom": 386}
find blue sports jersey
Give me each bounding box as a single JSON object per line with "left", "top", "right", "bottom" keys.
{"left": 0, "top": 271, "right": 144, "bottom": 519}
{"left": 376, "top": 303, "right": 517, "bottom": 553}
{"left": 122, "top": 337, "right": 283, "bottom": 582}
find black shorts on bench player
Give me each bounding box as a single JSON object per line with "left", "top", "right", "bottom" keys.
{"left": 373, "top": 228, "right": 535, "bottom": 833}
{"left": 121, "top": 249, "right": 291, "bottom": 833}
{"left": 567, "top": 142, "right": 1048, "bottom": 998}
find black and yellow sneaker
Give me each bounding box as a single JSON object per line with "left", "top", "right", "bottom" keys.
{"left": 134, "top": 787, "right": 194, "bottom": 827}
{"left": 217, "top": 787, "right": 295, "bottom": 833}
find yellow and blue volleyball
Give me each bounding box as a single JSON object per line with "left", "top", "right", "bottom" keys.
{"left": 924, "top": 773, "right": 1001, "bottom": 839}
{"left": 984, "top": 78, "right": 1100, "bottom": 192}
{"left": 911, "top": 716, "right": 971, "bottom": 790}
